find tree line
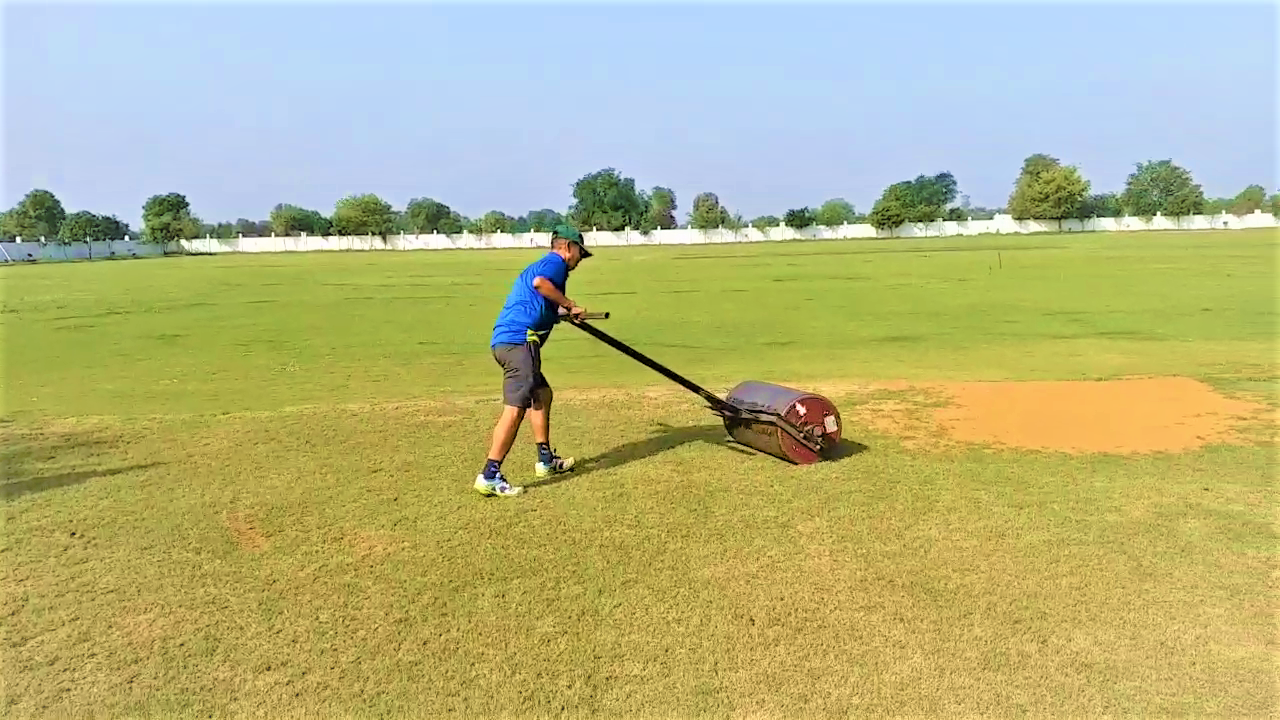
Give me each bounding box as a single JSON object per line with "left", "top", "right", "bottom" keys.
{"left": 2, "top": 155, "right": 1277, "bottom": 243}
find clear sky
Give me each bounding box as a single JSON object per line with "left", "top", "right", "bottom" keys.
{"left": 3, "top": 1, "right": 1276, "bottom": 229}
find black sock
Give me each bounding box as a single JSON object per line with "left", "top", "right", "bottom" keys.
{"left": 537, "top": 443, "right": 553, "bottom": 464}
{"left": 483, "top": 459, "right": 501, "bottom": 480}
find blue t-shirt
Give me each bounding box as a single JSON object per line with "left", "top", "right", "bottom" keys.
{"left": 491, "top": 252, "right": 570, "bottom": 347}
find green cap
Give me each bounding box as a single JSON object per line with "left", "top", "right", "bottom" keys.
{"left": 551, "top": 223, "right": 592, "bottom": 258}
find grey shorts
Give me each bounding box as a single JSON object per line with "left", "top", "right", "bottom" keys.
{"left": 492, "top": 342, "right": 550, "bottom": 408}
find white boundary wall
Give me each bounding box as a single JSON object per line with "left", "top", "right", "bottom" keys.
{"left": 2, "top": 210, "right": 1275, "bottom": 263}
{"left": 172, "top": 210, "right": 1276, "bottom": 255}
{"left": 0, "top": 239, "right": 164, "bottom": 263}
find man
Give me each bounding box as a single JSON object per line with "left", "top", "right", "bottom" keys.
{"left": 475, "top": 224, "right": 593, "bottom": 497}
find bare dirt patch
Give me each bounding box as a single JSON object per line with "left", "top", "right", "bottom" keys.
{"left": 922, "top": 376, "right": 1271, "bottom": 455}
{"left": 223, "top": 511, "right": 267, "bottom": 552}
{"left": 348, "top": 530, "right": 406, "bottom": 560}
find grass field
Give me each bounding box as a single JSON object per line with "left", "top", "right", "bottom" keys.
{"left": 2, "top": 229, "right": 1277, "bottom": 718}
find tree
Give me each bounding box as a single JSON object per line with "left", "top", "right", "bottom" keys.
{"left": 141, "top": 192, "right": 199, "bottom": 243}
{"left": 58, "top": 211, "right": 99, "bottom": 243}
{"left": 1203, "top": 197, "right": 1231, "bottom": 215}
{"left": 690, "top": 192, "right": 732, "bottom": 229}
{"left": 479, "top": 211, "right": 515, "bottom": 234}
{"left": 509, "top": 209, "right": 564, "bottom": 233}
{"left": 232, "top": 218, "right": 270, "bottom": 237}
{"left": 201, "top": 221, "right": 237, "bottom": 239}
{"left": 269, "top": 203, "right": 331, "bottom": 236}
{"left": 56, "top": 211, "right": 132, "bottom": 242}
{"left": 1078, "top": 192, "right": 1122, "bottom": 218}
{"left": 952, "top": 194, "right": 996, "bottom": 221}
{"left": 867, "top": 183, "right": 912, "bottom": 231}
{"left": 1011, "top": 153, "right": 1059, "bottom": 185}
{"left": 1228, "top": 184, "right": 1267, "bottom": 216}
{"left": 440, "top": 213, "right": 465, "bottom": 234}
{"left": 1030, "top": 165, "right": 1090, "bottom": 219}
{"left": 815, "top": 198, "right": 858, "bottom": 226}
{"left": 964, "top": 206, "right": 1001, "bottom": 221}
{"left": 568, "top": 168, "right": 647, "bottom": 231}
{"left": 751, "top": 215, "right": 780, "bottom": 228}
{"left": 306, "top": 209, "right": 332, "bottom": 235}
{"left": 1007, "top": 154, "right": 1090, "bottom": 220}
{"left": 641, "top": 186, "right": 677, "bottom": 231}
{"left": 903, "top": 172, "right": 959, "bottom": 222}
{"left": 268, "top": 205, "right": 298, "bottom": 236}
{"left": 0, "top": 188, "right": 66, "bottom": 240}
{"left": 401, "top": 197, "right": 464, "bottom": 234}
{"left": 1120, "top": 159, "right": 1206, "bottom": 217}
{"left": 783, "top": 207, "right": 816, "bottom": 228}
{"left": 94, "top": 214, "right": 131, "bottom": 240}
{"left": 951, "top": 195, "right": 1000, "bottom": 221}
{"left": 1271, "top": 192, "right": 1280, "bottom": 218}
{"left": 524, "top": 208, "right": 564, "bottom": 233}
{"left": 331, "top": 194, "right": 396, "bottom": 236}
{"left": 461, "top": 216, "right": 484, "bottom": 234}
{"left": 865, "top": 172, "right": 960, "bottom": 230}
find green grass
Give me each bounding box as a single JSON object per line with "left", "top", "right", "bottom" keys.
{"left": 5, "top": 230, "right": 1275, "bottom": 419}
{"left": 2, "top": 229, "right": 1277, "bottom": 718}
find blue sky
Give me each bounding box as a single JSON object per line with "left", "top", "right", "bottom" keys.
{"left": 3, "top": 2, "right": 1276, "bottom": 229}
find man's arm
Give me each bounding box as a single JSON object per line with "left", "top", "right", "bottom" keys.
{"left": 532, "top": 276, "right": 582, "bottom": 314}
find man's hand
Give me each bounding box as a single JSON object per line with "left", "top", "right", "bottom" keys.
{"left": 555, "top": 303, "right": 588, "bottom": 322}
{"left": 533, "top": 276, "right": 589, "bottom": 322}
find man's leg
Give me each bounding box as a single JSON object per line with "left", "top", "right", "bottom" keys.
{"left": 529, "top": 385, "right": 551, "bottom": 444}
{"left": 529, "top": 370, "right": 575, "bottom": 478}
{"left": 487, "top": 404, "right": 526, "bottom": 466}
{"left": 476, "top": 344, "right": 535, "bottom": 496}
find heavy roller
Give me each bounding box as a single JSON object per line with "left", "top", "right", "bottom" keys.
{"left": 558, "top": 310, "right": 844, "bottom": 465}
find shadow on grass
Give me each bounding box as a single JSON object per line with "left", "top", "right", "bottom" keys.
{"left": 527, "top": 423, "right": 869, "bottom": 489}
{"left": 526, "top": 423, "right": 743, "bottom": 489}
{"left": 824, "top": 438, "right": 871, "bottom": 459}
{"left": 1, "top": 462, "right": 165, "bottom": 500}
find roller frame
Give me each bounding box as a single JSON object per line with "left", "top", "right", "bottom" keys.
{"left": 557, "top": 311, "right": 830, "bottom": 456}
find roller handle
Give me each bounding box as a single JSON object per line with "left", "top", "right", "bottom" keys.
{"left": 556, "top": 310, "right": 610, "bottom": 321}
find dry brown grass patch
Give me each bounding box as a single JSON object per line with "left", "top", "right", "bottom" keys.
{"left": 223, "top": 510, "right": 267, "bottom": 552}
{"left": 347, "top": 530, "right": 407, "bottom": 560}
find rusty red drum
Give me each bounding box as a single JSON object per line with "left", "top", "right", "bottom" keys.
{"left": 722, "top": 381, "right": 843, "bottom": 464}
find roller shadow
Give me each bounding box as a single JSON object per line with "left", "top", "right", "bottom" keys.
{"left": 526, "top": 424, "right": 870, "bottom": 489}
{"left": 1, "top": 462, "right": 165, "bottom": 500}
{"left": 826, "top": 438, "right": 871, "bottom": 459}
{"left": 526, "top": 423, "right": 749, "bottom": 488}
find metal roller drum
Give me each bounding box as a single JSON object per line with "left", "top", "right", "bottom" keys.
{"left": 558, "top": 311, "right": 848, "bottom": 465}
{"left": 722, "top": 381, "right": 842, "bottom": 464}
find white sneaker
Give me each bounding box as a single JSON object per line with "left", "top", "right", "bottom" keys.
{"left": 474, "top": 472, "right": 523, "bottom": 497}
{"left": 534, "top": 451, "right": 576, "bottom": 479}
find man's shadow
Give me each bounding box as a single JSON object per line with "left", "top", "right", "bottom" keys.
{"left": 1, "top": 462, "right": 165, "bottom": 500}
{"left": 526, "top": 422, "right": 868, "bottom": 489}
